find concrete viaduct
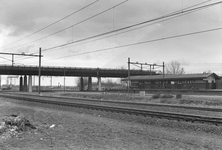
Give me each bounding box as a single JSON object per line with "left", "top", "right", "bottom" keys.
{"left": 0, "top": 65, "right": 151, "bottom": 92}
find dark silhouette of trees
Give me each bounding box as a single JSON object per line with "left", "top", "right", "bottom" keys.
{"left": 166, "top": 60, "right": 185, "bottom": 74}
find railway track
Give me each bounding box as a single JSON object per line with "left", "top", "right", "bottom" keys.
{"left": 6, "top": 92, "right": 222, "bottom": 113}
{"left": 0, "top": 92, "right": 222, "bottom": 125}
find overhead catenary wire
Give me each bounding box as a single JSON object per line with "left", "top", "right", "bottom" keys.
{"left": 1, "top": 0, "right": 128, "bottom": 52}
{"left": 0, "top": 0, "right": 100, "bottom": 50}
{"left": 40, "top": 0, "right": 222, "bottom": 52}
{"left": 2, "top": 0, "right": 216, "bottom": 56}
{"left": 39, "top": 0, "right": 215, "bottom": 53}
{"left": 7, "top": 0, "right": 219, "bottom": 64}
{"left": 0, "top": 0, "right": 128, "bottom": 64}
{"left": 40, "top": 26, "right": 222, "bottom": 63}
{"left": 2, "top": 0, "right": 222, "bottom": 63}
{"left": 0, "top": 56, "right": 11, "bottom": 62}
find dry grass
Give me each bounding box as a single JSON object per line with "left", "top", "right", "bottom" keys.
{"left": 59, "top": 92, "right": 222, "bottom": 108}
{"left": 1, "top": 93, "right": 222, "bottom": 149}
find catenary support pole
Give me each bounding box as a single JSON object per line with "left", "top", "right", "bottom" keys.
{"left": 12, "top": 54, "right": 14, "bottom": 66}
{"left": 64, "top": 68, "right": 66, "bottom": 93}
{"left": 163, "top": 62, "right": 165, "bottom": 77}
{"left": 38, "top": 48, "right": 41, "bottom": 94}
{"left": 128, "top": 57, "right": 130, "bottom": 95}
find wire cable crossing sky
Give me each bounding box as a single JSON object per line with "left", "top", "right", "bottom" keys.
{"left": 0, "top": 0, "right": 222, "bottom": 74}
{"left": 0, "top": 0, "right": 100, "bottom": 49}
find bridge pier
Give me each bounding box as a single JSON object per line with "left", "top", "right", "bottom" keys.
{"left": 19, "top": 76, "right": 23, "bottom": 91}
{"left": 80, "top": 77, "right": 84, "bottom": 91}
{"left": 97, "top": 77, "right": 102, "bottom": 91}
{"left": 88, "top": 77, "right": 92, "bottom": 91}
{"left": 19, "top": 75, "right": 32, "bottom": 92}
{"left": 24, "top": 75, "right": 27, "bottom": 91}
{"left": 28, "top": 75, "right": 32, "bottom": 92}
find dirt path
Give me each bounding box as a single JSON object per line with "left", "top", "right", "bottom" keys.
{"left": 0, "top": 96, "right": 222, "bottom": 150}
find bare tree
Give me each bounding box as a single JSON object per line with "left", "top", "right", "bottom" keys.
{"left": 166, "top": 60, "right": 185, "bottom": 74}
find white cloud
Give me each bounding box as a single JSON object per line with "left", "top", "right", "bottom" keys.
{"left": 0, "top": 0, "right": 221, "bottom": 74}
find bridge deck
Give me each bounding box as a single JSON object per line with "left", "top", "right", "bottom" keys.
{"left": 0, "top": 65, "right": 151, "bottom": 78}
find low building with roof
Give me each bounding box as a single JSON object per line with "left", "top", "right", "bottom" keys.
{"left": 122, "top": 73, "right": 220, "bottom": 90}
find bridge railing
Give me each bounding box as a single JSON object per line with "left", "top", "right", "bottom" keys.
{"left": 0, "top": 64, "right": 150, "bottom": 73}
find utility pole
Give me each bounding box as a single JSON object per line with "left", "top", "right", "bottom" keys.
{"left": 38, "top": 48, "right": 42, "bottom": 94}
{"left": 129, "top": 61, "right": 157, "bottom": 75}
{"left": 0, "top": 51, "right": 43, "bottom": 93}
{"left": 12, "top": 54, "right": 14, "bottom": 66}
{"left": 64, "top": 68, "right": 66, "bottom": 93}
{"left": 0, "top": 52, "right": 42, "bottom": 66}
{"left": 128, "top": 59, "right": 165, "bottom": 90}
{"left": 128, "top": 57, "right": 130, "bottom": 95}
{"left": 163, "top": 62, "right": 165, "bottom": 77}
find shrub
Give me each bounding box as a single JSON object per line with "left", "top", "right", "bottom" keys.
{"left": 161, "top": 94, "right": 174, "bottom": 98}
{"left": 176, "top": 94, "right": 182, "bottom": 99}
{"left": 152, "top": 93, "right": 161, "bottom": 99}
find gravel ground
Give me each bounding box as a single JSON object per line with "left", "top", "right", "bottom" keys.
{"left": 1, "top": 95, "right": 222, "bottom": 149}
{"left": 42, "top": 92, "right": 222, "bottom": 118}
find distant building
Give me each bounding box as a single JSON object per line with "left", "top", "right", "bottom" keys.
{"left": 122, "top": 73, "right": 220, "bottom": 90}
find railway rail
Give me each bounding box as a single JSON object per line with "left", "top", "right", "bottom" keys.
{"left": 0, "top": 92, "right": 222, "bottom": 125}
{"left": 6, "top": 92, "right": 222, "bottom": 113}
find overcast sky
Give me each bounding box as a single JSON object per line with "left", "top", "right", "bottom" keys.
{"left": 0, "top": 0, "right": 222, "bottom": 75}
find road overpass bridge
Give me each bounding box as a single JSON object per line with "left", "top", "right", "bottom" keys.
{"left": 0, "top": 65, "right": 150, "bottom": 77}
{"left": 0, "top": 65, "right": 152, "bottom": 92}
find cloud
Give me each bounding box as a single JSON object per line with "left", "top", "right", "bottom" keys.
{"left": 0, "top": 0, "right": 90, "bottom": 37}
{"left": 1, "top": 0, "right": 222, "bottom": 74}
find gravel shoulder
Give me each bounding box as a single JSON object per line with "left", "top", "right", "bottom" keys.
{"left": 1, "top": 95, "right": 222, "bottom": 150}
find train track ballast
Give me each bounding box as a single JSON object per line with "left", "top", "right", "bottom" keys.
{"left": 0, "top": 92, "right": 222, "bottom": 126}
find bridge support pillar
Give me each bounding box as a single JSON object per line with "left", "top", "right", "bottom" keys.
{"left": 80, "top": 77, "right": 84, "bottom": 91}
{"left": 19, "top": 76, "right": 23, "bottom": 91}
{"left": 28, "top": 75, "right": 32, "bottom": 92}
{"left": 88, "top": 77, "right": 92, "bottom": 91}
{"left": 24, "top": 75, "right": 27, "bottom": 92}
{"left": 97, "top": 77, "right": 102, "bottom": 91}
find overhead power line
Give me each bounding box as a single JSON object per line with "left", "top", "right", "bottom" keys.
{"left": 0, "top": 56, "right": 11, "bottom": 62}
{"left": 8, "top": 0, "right": 219, "bottom": 64}
{"left": 2, "top": 0, "right": 220, "bottom": 64}
{"left": 0, "top": 0, "right": 99, "bottom": 50}
{"left": 2, "top": 0, "right": 217, "bottom": 54}
{"left": 35, "top": 0, "right": 214, "bottom": 54}
{"left": 41, "top": 0, "right": 222, "bottom": 52}
{"left": 1, "top": 0, "right": 128, "bottom": 52}
{"left": 41, "top": 27, "right": 222, "bottom": 63}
